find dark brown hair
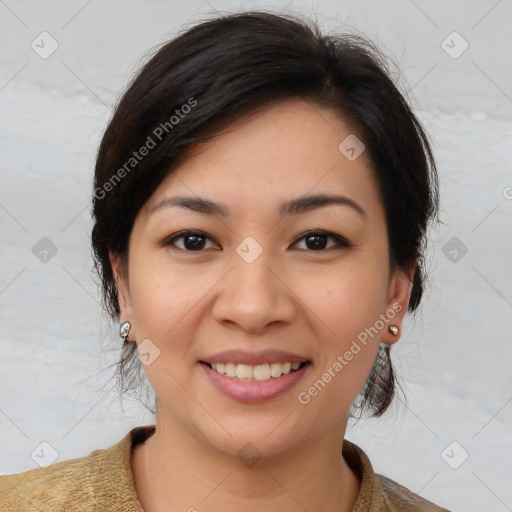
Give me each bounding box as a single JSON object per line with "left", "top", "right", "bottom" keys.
{"left": 91, "top": 11, "right": 438, "bottom": 416}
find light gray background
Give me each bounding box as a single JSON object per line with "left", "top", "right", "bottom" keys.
{"left": 1, "top": 1, "right": 511, "bottom": 511}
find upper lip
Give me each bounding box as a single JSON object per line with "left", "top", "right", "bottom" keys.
{"left": 201, "top": 349, "right": 310, "bottom": 366}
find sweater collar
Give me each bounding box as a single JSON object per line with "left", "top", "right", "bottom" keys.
{"left": 92, "top": 425, "right": 155, "bottom": 511}
{"left": 343, "top": 438, "right": 382, "bottom": 510}
{"left": 102, "top": 425, "right": 379, "bottom": 510}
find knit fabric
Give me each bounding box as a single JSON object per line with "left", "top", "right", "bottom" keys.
{"left": 0, "top": 425, "right": 450, "bottom": 511}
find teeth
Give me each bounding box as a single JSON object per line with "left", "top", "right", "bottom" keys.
{"left": 236, "top": 364, "right": 253, "bottom": 380}
{"left": 225, "top": 363, "right": 237, "bottom": 377}
{"left": 270, "top": 363, "right": 282, "bottom": 378}
{"left": 209, "top": 361, "right": 304, "bottom": 381}
{"left": 253, "top": 364, "right": 270, "bottom": 381}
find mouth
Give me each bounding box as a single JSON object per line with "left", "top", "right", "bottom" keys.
{"left": 198, "top": 352, "right": 311, "bottom": 404}
{"left": 200, "top": 361, "right": 310, "bottom": 382}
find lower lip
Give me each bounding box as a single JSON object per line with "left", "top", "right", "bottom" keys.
{"left": 199, "top": 362, "right": 310, "bottom": 404}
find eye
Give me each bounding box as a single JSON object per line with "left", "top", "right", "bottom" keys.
{"left": 163, "top": 230, "right": 220, "bottom": 251}
{"left": 162, "top": 229, "right": 350, "bottom": 252}
{"left": 293, "top": 230, "right": 350, "bottom": 251}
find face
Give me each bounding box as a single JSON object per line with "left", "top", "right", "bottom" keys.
{"left": 112, "top": 98, "right": 412, "bottom": 459}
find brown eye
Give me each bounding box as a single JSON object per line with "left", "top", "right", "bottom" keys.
{"left": 294, "top": 230, "right": 350, "bottom": 251}
{"left": 164, "top": 231, "right": 219, "bottom": 251}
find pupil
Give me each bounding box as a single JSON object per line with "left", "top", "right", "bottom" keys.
{"left": 306, "top": 234, "right": 326, "bottom": 250}
{"left": 185, "top": 235, "right": 204, "bottom": 250}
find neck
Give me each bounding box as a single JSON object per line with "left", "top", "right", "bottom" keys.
{"left": 131, "top": 416, "right": 360, "bottom": 512}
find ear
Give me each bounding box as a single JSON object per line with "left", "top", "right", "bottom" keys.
{"left": 109, "top": 252, "right": 134, "bottom": 322}
{"left": 381, "top": 264, "right": 415, "bottom": 345}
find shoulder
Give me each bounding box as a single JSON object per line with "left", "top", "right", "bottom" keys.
{"left": 0, "top": 450, "right": 98, "bottom": 512}
{"left": 0, "top": 426, "right": 153, "bottom": 512}
{"left": 343, "top": 440, "right": 451, "bottom": 512}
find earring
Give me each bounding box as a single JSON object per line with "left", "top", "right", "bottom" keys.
{"left": 388, "top": 325, "right": 399, "bottom": 336}
{"left": 120, "top": 321, "right": 131, "bottom": 342}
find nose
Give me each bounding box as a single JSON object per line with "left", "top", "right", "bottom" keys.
{"left": 212, "top": 250, "right": 296, "bottom": 334}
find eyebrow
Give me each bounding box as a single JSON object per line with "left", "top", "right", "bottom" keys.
{"left": 148, "top": 193, "right": 366, "bottom": 218}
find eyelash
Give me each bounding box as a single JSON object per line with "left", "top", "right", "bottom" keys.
{"left": 162, "top": 230, "right": 351, "bottom": 252}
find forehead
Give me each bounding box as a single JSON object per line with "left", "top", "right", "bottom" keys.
{"left": 144, "top": 98, "right": 381, "bottom": 216}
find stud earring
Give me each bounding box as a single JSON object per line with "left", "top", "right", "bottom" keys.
{"left": 388, "top": 325, "right": 399, "bottom": 336}
{"left": 120, "top": 321, "right": 131, "bottom": 343}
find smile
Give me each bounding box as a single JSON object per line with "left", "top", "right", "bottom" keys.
{"left": 199, "top": 359, "right": 311, "bottom": 404}
{"left": 206, "top": 361, "right": 307, "bottom": 381}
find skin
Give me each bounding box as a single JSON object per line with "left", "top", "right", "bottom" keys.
{"left": 111, "top": 98, "right": 413, "bottom": 512}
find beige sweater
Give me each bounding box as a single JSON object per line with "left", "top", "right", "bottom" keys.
{"left": 0, "top": 425, "right": 450, "bottom": 511}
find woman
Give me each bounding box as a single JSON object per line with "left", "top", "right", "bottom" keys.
{"left": 0, "top": 11, "right": 450, "bottom": 511}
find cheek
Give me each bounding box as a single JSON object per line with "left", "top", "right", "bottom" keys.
{"left": 127, "top": 259, "right": 203, "bottom": 402}
{"left": 127, "top": 248, "right": 227, "bottom": 366}
{"left": 302, "top": 257, "right": 390, "bottom": 338}
{"left": 294, "top": 258, "right": 389, "bottom": 397}
{"left": 127, "top": 251, "right": 194, "bottom": 347}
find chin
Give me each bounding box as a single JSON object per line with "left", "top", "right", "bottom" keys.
{"left": 195, "top": 416, "right": 304, "bottom": 463}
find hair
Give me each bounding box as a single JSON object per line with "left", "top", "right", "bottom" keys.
{"left": 91, "top": 11, "right": 438, "bottom": 417}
